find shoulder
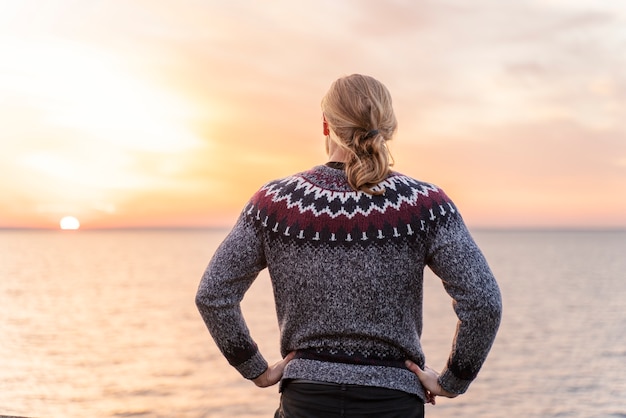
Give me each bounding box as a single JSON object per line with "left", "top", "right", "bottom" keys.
{"left": 382, "top": 171, "right": 463, "bottom": 230}
{"left": 249, "top": 165, "right": 349, "bottom": 201}
{"left": 385, "top": 171, "right": 455, "bottom": 206}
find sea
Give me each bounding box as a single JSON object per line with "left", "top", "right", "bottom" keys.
{"left": 0, "top": 228, "right": 625, "bottom": 418}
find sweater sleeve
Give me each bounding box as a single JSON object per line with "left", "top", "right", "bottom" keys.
{"left": 426, "top": 205, "right": 502, "bottom": 395}
{"left": 195, "top": 211, "right": 269, "bottom": 379}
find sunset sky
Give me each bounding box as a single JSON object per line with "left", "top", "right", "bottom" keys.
{"left": 1, "top": 0, "right": 625, "bottom": 229}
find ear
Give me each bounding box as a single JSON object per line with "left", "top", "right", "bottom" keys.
{"left": 322, "top": 115, "right": 330, "bottom": 136}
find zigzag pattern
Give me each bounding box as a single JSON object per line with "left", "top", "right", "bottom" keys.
{"left": 258, "top": 173, "right": 441, "bottom": 218}
{"left": 245, "top": 166, "right": 456, "bottom": 245}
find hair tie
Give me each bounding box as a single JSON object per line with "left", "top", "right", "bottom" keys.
{"left": 363, "top": 129, "right": 379, "bottom": 140}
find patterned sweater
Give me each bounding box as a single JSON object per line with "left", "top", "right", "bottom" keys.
{"left": 196, "top": 165, "right": 502, "bottom": 400}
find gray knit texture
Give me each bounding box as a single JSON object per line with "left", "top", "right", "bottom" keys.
{"left": 196, "top": 165, "right": 502, "bottom": 400}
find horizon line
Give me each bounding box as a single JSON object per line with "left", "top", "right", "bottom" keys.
{"left": 1, "top": 226, "right": 625, "bottom": 233}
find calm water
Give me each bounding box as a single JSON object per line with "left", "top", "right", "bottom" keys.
{"left": 1, "top": 229, "right": 625, "bottom": 417}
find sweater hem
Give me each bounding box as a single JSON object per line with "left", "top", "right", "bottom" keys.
{"left": 281, "top": 358, "right": 426, "bottom": 402}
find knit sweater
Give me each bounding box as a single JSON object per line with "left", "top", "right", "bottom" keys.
{"left": 196, "top": 164, "right": 502, "bottom": 401}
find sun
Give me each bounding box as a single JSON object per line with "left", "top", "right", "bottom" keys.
{"left": 60, "top": 216, "right": 80, "bottom": 230}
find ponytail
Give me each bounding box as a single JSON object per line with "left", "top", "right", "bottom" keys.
{"left": 345, "top": 130, "right": 393, "bottom": 195}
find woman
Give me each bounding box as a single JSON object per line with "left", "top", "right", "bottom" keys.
{"left": 196, "top": 74, "right": 502, "bottom": 417}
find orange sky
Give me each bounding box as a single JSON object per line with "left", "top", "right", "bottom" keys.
{"left": 1, "top": 1, "right": 625, "bottom": 229}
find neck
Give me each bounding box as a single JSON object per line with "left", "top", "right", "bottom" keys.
{"left": 327, "top": 151, "right": 350, "bottom": 163}
{"left": 326, "top": 133, "right": 350, "bottom": 163}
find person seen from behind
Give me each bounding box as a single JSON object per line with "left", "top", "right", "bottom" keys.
{"left": 196, "top": 73, "right": 502, "bottom": 417}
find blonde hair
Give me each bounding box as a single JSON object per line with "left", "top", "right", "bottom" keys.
{"left": 321, "top": 74, "right": 397, "bottom": 195}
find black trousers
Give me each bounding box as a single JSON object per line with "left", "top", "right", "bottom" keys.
{"left": 275, "top": 380, "right": 425, "bottom": 418}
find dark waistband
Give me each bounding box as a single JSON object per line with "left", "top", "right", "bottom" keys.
{"left": 289, "top": 379, "right": 342, "bottom": 386}
{"left": 294, "top": 348, "right": 407, "bottom": 369}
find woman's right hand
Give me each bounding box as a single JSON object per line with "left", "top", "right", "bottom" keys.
{"left": 405, "top": 360, "right": 458, "bottom": 405}
{"left": 252, "top": 351, "right": 296, "bottom": 388}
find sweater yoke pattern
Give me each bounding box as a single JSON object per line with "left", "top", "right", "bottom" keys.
{"left": 245, "top": 166, "right": 457, "bottom": 246}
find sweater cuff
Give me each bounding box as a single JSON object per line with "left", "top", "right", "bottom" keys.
{"left": 438, "top": 367, "right": 472, "bottom": 395}
{"left": 236, "top": 350, "right": 269, "bottom": 380}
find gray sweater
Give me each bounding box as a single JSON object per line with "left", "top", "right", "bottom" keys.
{"left": 196, "top": 165, "right": 502, "bottom": 401}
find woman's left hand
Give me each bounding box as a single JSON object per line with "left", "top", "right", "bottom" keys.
{"left": 405, "top": 360, "right": 458, "bottom": 405}
{"left": 252, "top": 352, "right": 296, "bottom": 388}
